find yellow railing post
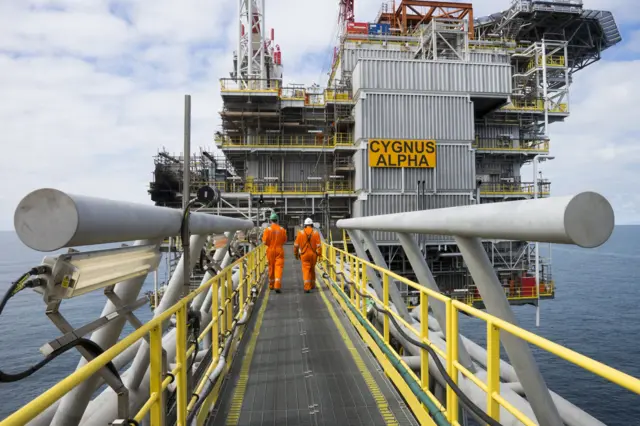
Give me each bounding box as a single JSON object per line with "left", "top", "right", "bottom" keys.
{"left": 445, "top": 300, "right": 458, "bottom": 423}
{"left": 339, "top": 251, "right": 346, "bottom": 292}
{"left": 226, "top": 268, "right": 233, "bottom": 329}
{"left": 419, "top": 291, "right": 429, "bottom": 390}
{"left": 176, "top": 304, "right": 188, "bottom": 425}
{"left": 149, "top": 324, "right": 163, "bottom": 425}
{"left": 355, "top": 259, "right": 361, "bottom": 308}
{"left": 450, "top": 303, "right": 459, "bottom": 424}
{"left": 239, "top": 259, "right": 245, "bottom": 312}
{"left": 383, "top": 273, "right": 390, "bottom": 344}
{"left": 219, "top": 278, "right": 227, "bottom": 338}
{"left": 361, "top": 263, "right": 367, "bottom": 317}
{"left": 330, "top": 246, "right": 337, "bottom": 282}
{"left": 212, "top": 277, "right": 220, "bottom": 360}
{"left": 487, "top": 320, "right": 501, "bottom": 421}
{"left": 350, "top": 256, "right": 356, "bottom": 303}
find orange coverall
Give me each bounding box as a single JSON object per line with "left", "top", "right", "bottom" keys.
{"left": 294, "top": 227, "right": 322, "bottom": 291}
{"left": 262, "top": 223, "right": 287, "bottom": 290}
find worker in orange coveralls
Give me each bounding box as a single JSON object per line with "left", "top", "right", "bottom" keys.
{"left": 294, "top": 218, "right": 322, "bottom": 293}
{"left": 262, "top": 212, "right": 287, "bottom": 293}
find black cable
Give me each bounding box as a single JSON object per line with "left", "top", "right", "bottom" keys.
{"left": 324, "top": 264, "right": 503, "bottom": 426}
{"left": 187, "top": 309, "right": 201, "bottom": 372}
{"left": 0, "top": 337, "right": 121, "bottom": 383}
{"left": 0, "top": 271, "right": 121, "bottom": 383}
{"left": 0, "top": 273, "right": 31, "bottom": 316}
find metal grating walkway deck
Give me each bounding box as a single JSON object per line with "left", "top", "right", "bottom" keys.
{"left": 207, "top": 248, "right": 418, "bottom": 426}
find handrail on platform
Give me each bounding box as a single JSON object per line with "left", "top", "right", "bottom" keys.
{"left": 319, "top": 242, "right": 640, "bottom": 426}
{"left": 322, "top": 192, "right": 636, "bottom": 426}
{"left": 1, "top": 245, "right": 268, "bottom": 426}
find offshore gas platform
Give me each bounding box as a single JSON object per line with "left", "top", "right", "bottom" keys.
{"left": 148, "top": 0, "right": 621, "bottom": 310}
{"left": 6, "top": 1, "right": 638, "bottom": 426}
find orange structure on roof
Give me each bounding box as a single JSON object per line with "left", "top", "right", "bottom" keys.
{"left": 377, "top": 0, "right": 474, "bottom": 37}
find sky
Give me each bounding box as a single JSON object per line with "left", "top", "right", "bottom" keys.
{"left": 0, "top": 0, "right": 639, "bottom": 230}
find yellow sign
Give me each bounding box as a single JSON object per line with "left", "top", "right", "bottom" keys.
{"left": 368, "top": 139, "right": 436, "bottom": 168}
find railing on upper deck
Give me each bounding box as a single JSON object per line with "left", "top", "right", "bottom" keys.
{"left": 219, "top": 78, "right": 281, "bottom": 93}
{"left": 194, "top": 179, "right": 356, "bottom": 195}
{"left": 326, "top": 193, "right": 638, "bottom": 426}
{"left": 215, "top": 132, "right": 354, "bottom": 149}
{"left": 449, "top": 282, "right": 555, "bottom": 307}
{"left": 501, "top": 99, "right": 569, "bottom": 113}
{"left": 218, "top": 78, "right": 354, "bottom": 107}
{"left": 473, "top": 137, "right": 550, "bottom": 153}
{"left": 479, "top": 182, "right": 551, "bottom": 197}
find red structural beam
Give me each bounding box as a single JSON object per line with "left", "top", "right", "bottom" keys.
{"left": 340, "top": 0, "right": 355, "bottom": 24}
{"left": 377, "top": 0, "right": 474, "bottom": 38}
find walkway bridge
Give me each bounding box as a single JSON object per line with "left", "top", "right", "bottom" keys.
{"left": 3, "top": 189, "right": 640, "bottom": 426}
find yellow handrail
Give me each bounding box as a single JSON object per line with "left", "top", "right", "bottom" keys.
{"left": 191, "top": 180, "right": 356, "bottom": 195}
{"left": 502, "top": 99, "right": 569, "bottom": 113}
{"left": 2, "top": 246, "right": 268, "bottom": 426}
{"left": 479, "top": 182, "right": 551, "bottom": 196}
{"left": 215, "top": 133, "right": 354, "bottom": 149}
{"left": 473, "top": 138, "right": 550, "bottom": 153}
{"left": 320, "top": 242, "right": 640, "bottom": 425}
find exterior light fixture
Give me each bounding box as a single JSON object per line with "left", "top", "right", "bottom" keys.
{"left": 37, "top": 245, "right": 159, "bottom": 302}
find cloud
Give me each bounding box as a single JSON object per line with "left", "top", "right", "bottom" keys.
{"left": 0, "top": 0, "right": 638, "bottom": 232}
{"left": 526, "top": 59, "right": 640, "bottom": 224}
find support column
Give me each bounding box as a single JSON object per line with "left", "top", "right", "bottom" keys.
{"left": 192, "top": 231, "right": 235, "bottom": 311}
{"left": 455, "top": 236, "right": 562, "bottom": 426}
{"left": 396, "top": 233, "right": 475, "bottom": 372}
{"left": 345, "top": 230, "right": 383, "bottom": 298}
{"left": 359, "top": 230, "right": 413, "bottom": 323}
{"left": 126, "top": 234, "right": 209, "bottom": 390}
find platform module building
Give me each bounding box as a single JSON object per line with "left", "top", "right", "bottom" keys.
{"left": 148, "top": 0, "right": 621, "bottom": 307}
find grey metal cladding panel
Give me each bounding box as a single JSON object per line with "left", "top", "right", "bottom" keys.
{"left": 368, "top": 144, "right": 475, "bottom": 192}
{"left": 352, "top": 60, "right": 511, "bottom": 95}
{"left": 355, "top": 93, "right": 475, "bottom": 141}
{"left": 283, "top": 159, "right": 328, "bottom": 181}
{"left": 342, "top": 46, "right": 415, "bottom": 73}
{"left": 247, "top": 155, "right": 328, "bottom": 180}
{"left": 469, "top": 51, "right": 510, "bottom": 64}
{"left": 475, "top": 125, "right": 520, "bottom": 139}
{"left": 361, "top": 194, "right": 473, "bottom": 242}
{"left": 354, "top": 150, "right": 366, "bottom": 191}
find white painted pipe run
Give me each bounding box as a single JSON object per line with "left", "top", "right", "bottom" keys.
{"left": 331, "top": 261, "right": 604, "bottom": 426}
{"left": 336, "top": 192, "right": 615, "bottom": 248}
{"left": 81, "top": 271, "right": 264, "bottom": 425}
{"left": 14, "top": 188, "right": 254, "bottom": 251}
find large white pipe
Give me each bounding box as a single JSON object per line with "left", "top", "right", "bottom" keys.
{"left": 80, "top": 329, "right": 178, "bottom": 425}
{"left": 192, "top": 232, "right": 234, "bottom": 312}
{"left": 14, "top": 188, "right": 254, "bottom": 251}
{"left": 337, "top": 192, "right": 614, "bottom": 248}
{"left": 81, "top": 270, "right": 263, "bottom": 425}
{"left": 126, "top": 235, "right": 208, "bottom": 390}
{"left": 337, "top": 260, "right": 604, "bottom": 426}
{"left": 328, "top": 264, "right": 603, "bottom": 425}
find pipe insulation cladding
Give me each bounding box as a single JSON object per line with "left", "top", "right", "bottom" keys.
{"left": 337, "top": 192, "right": 615, "bottom": 248}
{"left": 14, "top": 188, "right": 254, "bottom": 251}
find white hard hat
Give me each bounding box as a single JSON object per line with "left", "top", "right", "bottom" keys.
{"left": 304, "top": 218, "right": 313, "bottom": 226}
